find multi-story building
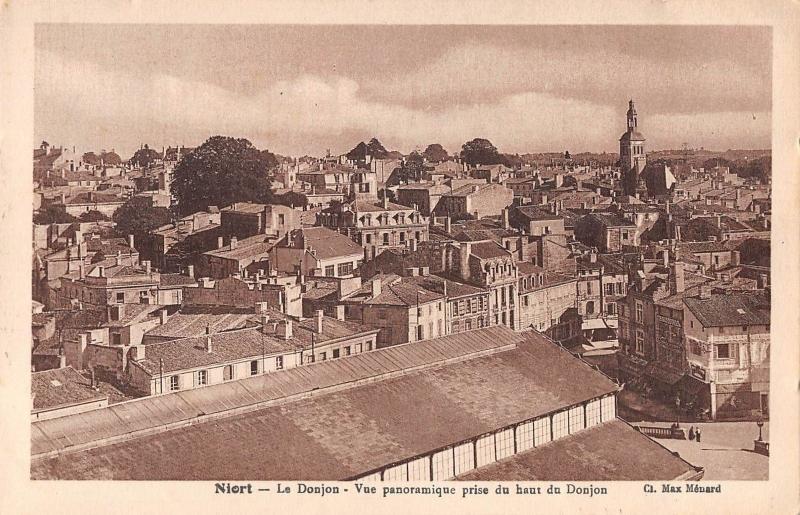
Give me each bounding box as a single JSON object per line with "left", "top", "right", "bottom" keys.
{"left": 575, "top": 213, "right": 639, "bottom": 253}
{"left": 220, "top": 202, "right": 300, "bottom": 240}
{"left": 433, "top": 182, "right": 514, "bottom": 220}
{"left": 316, "top": 196, "right": 429, "bottom": 259}
{"left": 271, "top": 226, "right": 364, "bottom": 278}
{"left": 683, "top": 289, "right": 770, "bottom": 419}
{"left": 516, "top": 262, "right": 580, "bottom": 344}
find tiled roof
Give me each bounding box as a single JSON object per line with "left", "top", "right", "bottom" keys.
{"left": 159, "top": 273, "right": 197, "bottom": 287}
{"left": 32, "top": 367, "right": 107, "bottom": 412}
{"left": 221, "top": 202, "right": 267, "bottom": 214}
{"left": 31, "top": 328, "right": 620, "bottom": 479}
{"left": 513, "top": 205, "right": 562, "bottom": 221}
{"left": 457, "top": 419, "right": 698, "bottom": 481}
{"left": 103, "top": 304, "right": 164, "bottom": 328}
{"left": 366, "top": 280, "right": 444, "bottom": 306}
{"left": 470, "top": 241, "right": 511, "bottom": 260}
{"left": 204, "top": 234, "right": 276, "bottom": 260}
{"left": 588, "top": 212, "right": 636, "bottom": 227}
{"left": 353, "top": 200, "right": 413, "bottom": 212}
{"left": 300, "top": 227, "right": 363, "bottom": 259}
{"left": 64, "top": 192, "right": 125, "bottom": 205}
{"left": 142, "top": 313, "right": 254, "bottom": 339}
{"left": 684, "top": 291, "right": 770, "bottom": 327}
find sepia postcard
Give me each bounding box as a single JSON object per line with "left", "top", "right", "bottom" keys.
{"left": 1, "top": 1, "right": 798, "bottom": 514}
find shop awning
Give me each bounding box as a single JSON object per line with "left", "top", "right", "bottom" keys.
{"left": 581, "top": 318, "right": 609, "bottom": 331}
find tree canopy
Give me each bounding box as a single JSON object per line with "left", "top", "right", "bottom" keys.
{"left": 33, "top": 205, "right": 77, "bottom": 225}
{"left": 423, "top": 143, "right": 449, "bottom": 163}
{"left": 112, "top": 196, "right": 172, "bottom": 237}
{"left": 398, "top": 151, "right": 424, "bottom": 183}
{"left": 702, "top": 156, "right": 771, "bottom": 184}
{"left": 171, "top": 136, "right": 277, "bottom": 216}
{"left": 130, "top": 146, "right": 162, "bottom": 168}
{"left": 347, "top": 137, "right": 388, "bottom": 162}
{"left": 460, "top": 138, "right": 502, "bottom": 166}
{"left": 79, "top": 210, "right": 110, "bottom": 222}
{"left": 273, "top": 191, "right": 308, "bottom": 209}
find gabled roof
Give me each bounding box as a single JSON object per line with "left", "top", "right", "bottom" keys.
{"left": 684, "top": 291, "right": 770, "bottom": 327}
{"left": 299, "top": 226, "right": 363, "bottom": 259}
{"left": 470, "top": 241, "right": 511, "bottom": 260}
{"left": 32, "top": 367, "right": 107, "bottom": 412}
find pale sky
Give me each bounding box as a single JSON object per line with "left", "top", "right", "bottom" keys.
{"left": 35, "top": 24, "right": 771, "bottom": 159}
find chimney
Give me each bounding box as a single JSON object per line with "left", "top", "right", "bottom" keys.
{"left": 731, "top": 250, "right": 740, "bottom": 266}
{"left": 699, "top": 285, "right": 712, "bottom": 300}
{"left": 445, "top": 216, "right": 452, "bottom": 233}
{"left": 555, "top": 174, "right": 563, "bottom": 188}
{"left": 459, "top": 242, "right": 472, "bottom": 280}
{"left": 661, "top": 250, "right": 669, "bottom": 267}
{"left": 230, "top": 236, "right": 238, "bottom": 250}
{"left": 143, "top": 260, "right": 151, "bottom": 274}
{"left": 97, "top": 266, "right": 105, "bottom": 278}
{"left": 160, "top": 309, "right": 168, "bottom": 325}
{"left": 205, "top": 325, "right": 212, "bottom": 353}
{"left": 502, "top": 208, "right": 510, "bottom": 230}
{"left": 334, "top": 304, "right": 345, "bottom": 321}
{"left": 78, "top": 264, "right": 85, "bottom": 279}
{"left": 74, "top": 229, "right": 83, "bottom": 245}
{"left": 115, "top": 250, "right": 122, "bottom": 267}
{"left": 277, "top": 319, "right": 293, "bottom": 340}
{"left": 757, "top": 273, "right": 769, "bottom": 289}
{"left": 410, "top": 238, "right": 418, "bottom": 252}
{"left": 260, "top": 315, "right": 271, "bottom": 333}
{"left": 315, "top": 309, "right": 324, "bottom": 334}
{"left": 127, "top": 234, "right": 135, "bottom": 248}
{"left": 589, "top": 252, "right": 597, "bottom": 263}
{"left": 371, "top": 277, "right": 382, "bottom": 298}
{"left": 670, "top": 262, "right": 685, "bottom": 294}
{"left": 217, "top": 236, "right": 224, "bottom": 249}
{"left": 187, "top": 265, "right": 195, "bottom": 278}
{"left": 714, "top": 215, "right": 721, "bottom": 228}
{"left": 79, "top": 332, "right": 89, "bottom": 351}
{"left": 382, "top": 191, "right": 389, "bottom": 209}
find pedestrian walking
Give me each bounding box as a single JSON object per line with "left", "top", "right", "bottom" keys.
{"left": 695, "top": 427, "right": 701, "bottom": 443}
{"left": 688, "top": 426, "right": 695, "bottom": 440}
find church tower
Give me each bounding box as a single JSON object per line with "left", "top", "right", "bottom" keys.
{"left": 619, "top": 100, "right": 647, "bottom": 196}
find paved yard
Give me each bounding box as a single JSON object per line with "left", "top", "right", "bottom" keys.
{"left": 647, "top": 421, "right": 769, "bottom": 480}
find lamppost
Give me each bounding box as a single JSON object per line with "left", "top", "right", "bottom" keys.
{"left": 756, "top": 416, "right": 764, "bottom": 442}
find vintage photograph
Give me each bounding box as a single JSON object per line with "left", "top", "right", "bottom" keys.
{"left": 29, "top": 24, "right": 771, "bottom": 482}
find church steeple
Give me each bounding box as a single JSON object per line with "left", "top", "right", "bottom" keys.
{"left": 627, "top": 99, "right": 638, "bottom": 130}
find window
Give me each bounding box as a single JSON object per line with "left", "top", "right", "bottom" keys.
{"left": 552, "top": 411, "right": 569, "bottom": 440}
{"left": 516, "top": 421, "right": 534, "bottom": 452}
{"left": 635, "top": 329, "right": 644, "bottom": 354}
{"left": 607, "top": 303, "right": 616, "bottom": 315}
{"left": 223, "top": 365, "right": 234, "bottom": 381}
{"left": 715, "top": 344, "right": 731, "bottom": 359}
{"left": 196, "top": 370, "right": 207, "bottom": 386}
{"left": 587, "top": 282, "right": 593, "bottom": 295}
{"left": 586, "top": 301, "right": 595, "bottom": 314}
{"left": 534, "top": 417, "right": 551, "bottom": 446}
{"left": 343, "top": 346, "right": 350, "bottom": 356}
{"left": 431, "top": 449, "right": 454, "bottom": 481}
{"left": 355, "top": 343, "right": 362, "bottom": 353}
{"left": 399, "top": 232, "right": 405, "bottom": 243}
{"left": 437, "top": 319, "right": 442, "bottom": 336}
{"left": 382, "top": 233, "right": 389, "bottom": 245}
{"left": 365, "top": 341, "right": 372, "bottom": 351}
{"left": 332, "top": 348, "right": 340, "bottom": 359}
{"left": 169, "top": 375, "right": 180, "bottom": 391}
{"left": 635, "top": 301, "right": 643, "bottom": 323}
{"left": 250, "top": 360, "right": 259, "bottom": 375}
{"left": 278, "top": 214, "right": 285, "bottom": 225}
{"left": 495, "top": 428, "right": 515, "bottom": 460}
{"left": 365, "top": 234, "right": 372, "bottom": 244}
{"left": 586, "top": 399, "right": 601, "bottom": 427}
{"left": 568, "top": 405, "right": 585, "bottom": 434}
{"left": 111, "top": 333, "right": 122, "bottom": 346}
{"left": 139, "top": 291, "right": 149, "bottom": 304}
{"left": 116, "top": 292, "right": 125, "bottom": 303}
{"left": 337, "top": 262, "right": 353, "bottom": 276}
{"left": 605, "top": 283, "right": 615, "bottom": 295}
{"left": 320, "top": 351, "right": 327, "bottom": 361}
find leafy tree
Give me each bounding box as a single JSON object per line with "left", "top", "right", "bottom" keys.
{"left": 460, "top": 138, "right": 502, "bottom": 166}
{"left": 273, "top": 191, "right": 308, "bottom": 208}
{"left": 500, "top": 153, "right": 523, "bottom": 169}
{"left": 564, "top": 151, "right": 572, "bottom": 160}
{"left": 33, "top": 205, "right": 77, "bottom": 225}
{"left": 422, "top": 143, "right": 449, "bottom": 163}
{"left": 347, "top": 137, "right": 388, "bottom": 162}
{"left": 171, "top": 136, "right": 276, "bottom": 216}
{"left": 100, "top": 151, "right": 122, "bottom": 165}
{"left": 112, "top": 196, "right": 172, "bottom": 237}
{"left": 398, "top": 152, "right": 424, "bottom": 183}
{"left": 82, "top": 152, "right": 101, "bottom": 166}
{"left": 79, "top": 210, "right": 110, "bottom": 222}
{"left": 378, "top": 188, "right": 396, "bottom": 203}
{"left": 130, "top": 145, "right": 162, "bottom": 168}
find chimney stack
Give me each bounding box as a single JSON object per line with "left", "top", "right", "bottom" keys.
{"left": 127, "top": 234, "right": 135, "bottom": 248}
{"left": 731, "top": 250, "right": 740, "bottom": 267}
{"left": 371, "top": 277, "right": 382, "bottom": 298}
{"left": 277, "top": 319, "right": 293, "bottom": 340}
{"left": 334, "top": 305, "right": 345, "bottom": 321}
{"left": 699, "top": 285, "right": 712, "bottom": 300}
{"left": 670, "top": 262, "right": 685, "bottom": 294}
{"left": 260, "top": 314, "right": 270, "bottom": 332}
{"left": 187, "top": 265, "right": 195, "bottom": 278}
{"left": 315, "top": 310, "right": 324, "bottom": 334}
{"left": 410, "top": 238, "right": 418, "bottom": 252}
{"left": 217, "top": 236, "right": 224, "bottom": 249}
{"left": 230, "top": 236, "right": 238, "bottom": 249}
{"left": 445, "top": 216, "right": 452, "bottom": 233}
{"left": 502, "top": 208, "right": 510, "bottom": 230}
{"left": 160, "top": 309, "right": 168, "bottom": 325}
{"left": 205, "top": 325, "right": 212, "bottom": 353}
{"left": 143, "top": 260, "right": 151, "bottom": 274}
{"left": 382, "top": 190, "right": 389, "bottom": 209}
{"left": 757, "top": 273, "right": 769, "bottom": 289}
